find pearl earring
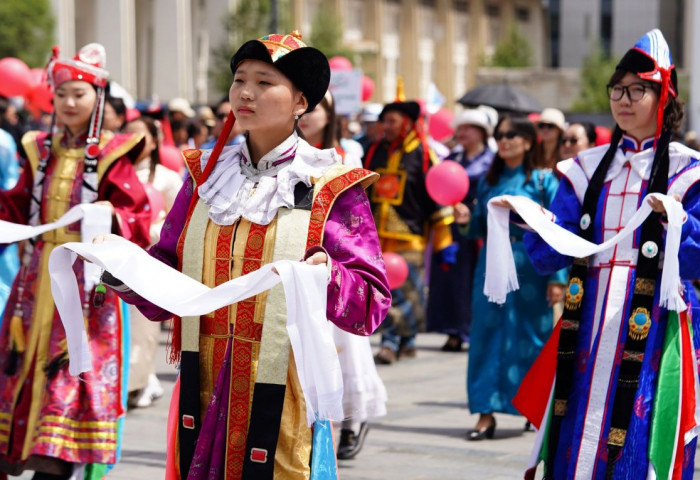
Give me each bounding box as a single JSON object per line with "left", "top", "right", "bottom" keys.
{"left": 294, "top": 114, "right": 299, "bottom": 120}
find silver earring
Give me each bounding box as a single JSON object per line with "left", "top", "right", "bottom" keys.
{"left": 294, "top": 114, "right": 299, "bottom": 120}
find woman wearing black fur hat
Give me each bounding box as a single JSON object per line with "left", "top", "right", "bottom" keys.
{"left": 98, "top": 32, "right": 391, "bottom": 479}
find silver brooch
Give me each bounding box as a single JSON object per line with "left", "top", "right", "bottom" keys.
{"left": 641, "top": 241, "right": 658, "bottom": 258}
{"left": 580, "top": 213, "right": 591, "bottom": 230}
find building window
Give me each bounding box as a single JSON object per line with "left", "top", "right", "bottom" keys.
{"left": 421, "top": 0, "right": 436, "bottom": 6}
{"left": 515, "top": 7, "right": 530, "bottom": 22}
{"left": 454, "top": 0, "right": 469, "bottom": 12}
{"left": 486, "top": 4, "right": 500, "bottom": 17}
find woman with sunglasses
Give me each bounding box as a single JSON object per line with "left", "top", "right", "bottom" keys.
{"left": 512, "top": 30, "right": 700, "bottom": 477}
{"left": 463, "top": 115, "right": 566, "bottom": 441}
{"left": 559, "top": 121, "right": 596, "bottom": 160}
{"left": 534, "top": 108, "right": 565, "bottom": 169}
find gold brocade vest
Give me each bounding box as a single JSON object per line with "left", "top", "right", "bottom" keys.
{"left": 176, "top": 149, "right": 377, "bottom": 479}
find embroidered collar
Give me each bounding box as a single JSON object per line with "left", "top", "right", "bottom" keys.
{"left": 239, "top": 133, "right": 298, "bottom": 181}
{"left": 198, "top": 133, "right": 340, "bottom": 226}
{"left": 620, "top": 134, "right": 655, "bottom": 154}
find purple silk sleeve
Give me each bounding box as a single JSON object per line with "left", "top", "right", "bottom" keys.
{"left": 113, "top": 177, "right": 194, "bottom": 321}
{"left": 311, "top": 184, "right": 391, "bottom": 336}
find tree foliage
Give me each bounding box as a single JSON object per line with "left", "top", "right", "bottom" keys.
{"left": 571, "top": 45, "right": 618, "bottom": 113}
{"left": 211, "top": 0, "right": 290, "bottom": 95}
{"left": 0, "top": 0, "right": 54, "bottom": 67}
{"left": 308, "top": 3, "right": 353, "bottom": 60}
{"left": 486, "top": 24, "right": 532, "bottom": 68}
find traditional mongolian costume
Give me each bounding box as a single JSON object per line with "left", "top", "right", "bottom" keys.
{"left": 0, "top": 128, "right": 19, "bottom": 319}
{"left": 466, "top": 150, "right": 564, "bottom": 419}
{"left": 518, "top": 30, "right": 700, "bottom": 478}
{"left": 364, "top": 91, "right": 453, "bottom": 358}
{"left": 0, "top": 44, "right": 149, "bottom": 476}
{"left": 111, "top": 33, "right": 391, "bottom": 479}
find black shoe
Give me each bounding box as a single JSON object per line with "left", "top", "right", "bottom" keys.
{"left": 467, "top": 417, "right": 496, "bottom": 441}
{"left": 440, "top": 336, "right": 463, "bottom": 352}
{"left": 337, "top": 422, "right": 369, "bottom": 460}
{"left": 524, "top": 421, "right": 535, "bottom": 432}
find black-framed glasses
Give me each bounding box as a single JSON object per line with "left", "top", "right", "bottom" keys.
{"left": 537, "top": 122, "right": 557, "bottom": 130}
{"left": 494, "top": 130, "right": 520, "bottom": 140}
{"left": 561, "top": 136, "right": 579, "bottom": 145}
{"left": 607, "top": 83, "right": 649, "bottom": 102}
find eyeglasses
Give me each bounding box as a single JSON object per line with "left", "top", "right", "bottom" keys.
{"left": 561, "top": 136, "right": 579, "bottom": 145}
{"left": 494, "top": 130, "right": 520, "bottom": 140}
{"left": 607, "top": 83, "right": 649, "bottom": 102}
{"left": 216, "top": 112, "right": 228, "bottom": 120}
{"left": 536, "top": 122, "right": 557, "bottom": 130}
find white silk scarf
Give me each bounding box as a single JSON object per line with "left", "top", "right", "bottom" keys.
{"left": 485, "top": 193, "right": 687, "bottom": 312}
{"left": 47, "top": 238, "right": 343, "bottom": 426}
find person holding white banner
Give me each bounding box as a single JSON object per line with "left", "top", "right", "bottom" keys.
{"left": 100, "top": 31, "right": 390, "bottom": 479}
{"left": 0, "top": 44, "right": 150, "bottom": 478}
{"left": 498, "top": 30, "right": 700, "bottom": 479}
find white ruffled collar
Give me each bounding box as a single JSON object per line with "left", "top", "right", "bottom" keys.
{"left": 197, "top": 133, "right": 340, "bottom": 226}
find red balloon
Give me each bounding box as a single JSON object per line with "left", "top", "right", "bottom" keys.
{"left": 594, "top": 125, "right": 612, "bottom": 146}
{"left": 428, "top": 108, "right": 455, "bottom": 142}
{"left": 0, "top": 58, "right": 32, "bottom": 97}
{"left": 328, "top": 56, "right": 353, "bottom": 71}
{"left": 425, "top": 160, "right": 470, "bottom": 206}
{"left": 383, "top": 252, "right": 409, "bottom": 290}
{"left": 143, "top": 182, "right": 165, "bottom": 221}
{"left": 29, "top": 68, "right": 45, "bottom": 87}
{"left": 361, "top": 76, "right": 375, "bottom": 102}
{"left": 26, "top": 81, "right": 53, "bottom": 114}
{"left": 159, "top": 145, "right": 184, "bottom": 174}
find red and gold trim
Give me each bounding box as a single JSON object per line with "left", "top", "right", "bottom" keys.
{"left": 183, "top": 149, "right": 204, "bottom": 184}
{"left": 306, "top": 167, "right": 378, "bottom": 249}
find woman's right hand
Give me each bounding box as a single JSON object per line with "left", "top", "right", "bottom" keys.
{"left": 92, "top": 233, "right": 122, "bottom": 244}
{"left": 453, "top": 203, "right": 471, "bottom": 224}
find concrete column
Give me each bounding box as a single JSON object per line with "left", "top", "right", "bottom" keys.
{"left": 467, "top": 0, "right": 487, "bottom": 90}
{"left": 690, "top": 0, "right": 700, "bottom": 132}
{"left": 151, "top": 0, "right": 193, "bottom": 101}
{"left": 360, "top": 0, "right": 383, "bottom": 103}
{"left": 399, "top": 0, "right": 420, "bottom": 99}
{"left": 434, "top": 0, "right": 454, "bottom": 109}
{"left": 51, "top": 0, "right": 76, "bottom": 56}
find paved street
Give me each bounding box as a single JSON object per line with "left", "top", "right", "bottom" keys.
{"left": 15, "top": 332, "right": 700, "bottom": 479}
{"left": 104, "top": 332, "right": 536, "bottom": 480}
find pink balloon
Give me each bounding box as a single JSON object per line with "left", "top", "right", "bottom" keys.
{"left": 125, "top": 107, "right": 141, "bottom": 122}
{"left": 159, "top": 145, "right": 184, "bottom": 174}
{"left": 425, "top": 160, "right": 470, "bottom": 206}
{"left": 383, "top": 252, "right": 409, "bottom": 290}
{"left": 0, "top": 58, "right": 32, "bottom": 97}
{"left": 428, "top": 108, "right": 455, "bottom": 142}
{"left": 361, "top": 76, "right": 375, "bottom": 102}
{"left": 144, "top": 182, "right": 165, "bottom": 221}
{"left": 328, "top": 56, "right": 353, "bottom": 71}
{"left": 25, "top": 81, "right": 53, "bottom": 114}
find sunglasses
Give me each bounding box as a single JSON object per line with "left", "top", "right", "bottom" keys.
{"left": 561, "top": 137, "right": 579, "bottom": 145}
{"left": 494, "top": 130, "right": 520, "bottom": 140}
{"left": 216, "top": 112, "right": 228, "bottom": 120}
{"left": 537, "top": 122, "right": 557, "bottom": 130}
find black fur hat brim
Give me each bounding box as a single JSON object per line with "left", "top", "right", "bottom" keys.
{"left": 230, "top": 40, "right": 330, "bottom": 113}
{"left": 379, "top": 101, "right": 421, "bottom": 122}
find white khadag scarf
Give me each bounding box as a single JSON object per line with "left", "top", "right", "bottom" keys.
{"left": 48, "top": 238, "right": 343, "bottom": 426}
{"left": 198, "top": 132, "right": 340, "bottom": 226}
{"left": 485, "top": 193, "right": 687, "bottom": 312}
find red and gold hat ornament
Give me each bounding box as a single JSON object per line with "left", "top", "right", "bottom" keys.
{"left": 47, "top": 43, "right": 109, "bottom": 90}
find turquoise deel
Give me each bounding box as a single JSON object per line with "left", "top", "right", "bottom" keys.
{"left": 466, "top": 165, "right": 566, "bottom": 415}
